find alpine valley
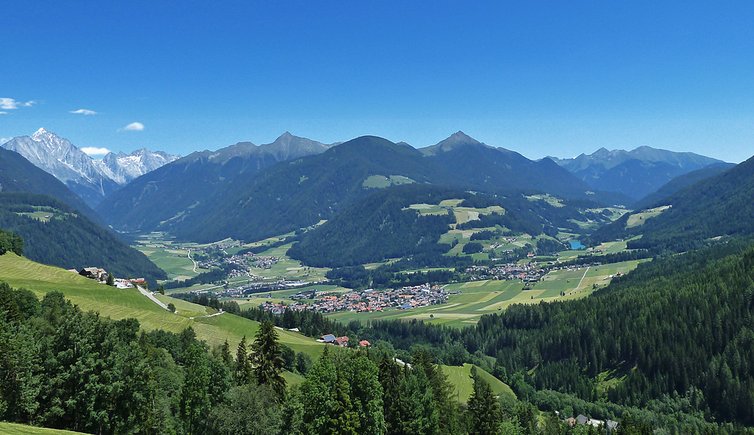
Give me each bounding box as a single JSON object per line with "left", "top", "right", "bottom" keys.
{"left": 2, "top": 128, "right": 754, "bottom": 434}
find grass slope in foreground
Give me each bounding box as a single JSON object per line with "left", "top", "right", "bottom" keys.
{"left": 0, "top": 253, "right": 323, "bottom": 358}
{"left": 0, "top": 422, "right": 84, "bottom": 434}
{"left": 441, "top": 364, "right": 516, "bottom": 403}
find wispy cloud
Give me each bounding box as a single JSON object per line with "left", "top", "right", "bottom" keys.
{"left": 0, "top": 97, "right": 35, "bottom": 110}
{"left": 0, "top": 112, "right": 7, "bottom": 115}
{"left": 120, "top": 121, "right": 145, "bottom": 132}
{"left": 81, "top": 146, "right": 111, "bottom": 156}
{"left": 70, "top": 108, "right": 97, "bottom": 116}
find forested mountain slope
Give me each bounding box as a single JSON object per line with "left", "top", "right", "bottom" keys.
{"left": 98, "top": 132, "right": 330, "bottom": 233}
{"left": 288, "top": 184, "right": 602, "bottom": 267}
{"left": 0, "top": 148, "right": 96, "bottom": 221}
{"left": 167, "top": 136, "right": 447, "bottom": 242}
{"left": 591, "top": 154, "right": 754, "bottom": 251}
{"left": 0, "top": 193, "right": 166, "bottom": 283}
{"left": 633, "top": 162, "right": 735, "bottom": 209}
{"left": 421, "top": 132, "right": 596, "bottom": 200}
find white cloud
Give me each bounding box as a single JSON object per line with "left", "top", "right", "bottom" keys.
{"left": 0, "top": 97, "right": 35, "bottom": 110}
{"left": 121, "top": 121, "right": 145, "bottom": 131}
{"left": 70, "top": 108, "right": 97, "bottom": 116}
{"left": 0, "top": 111, "right": 7, "bottom": 115}
{"left": 81, "top": 146, "right": 111, "bottom": 156}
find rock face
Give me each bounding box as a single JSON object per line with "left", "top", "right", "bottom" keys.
{"left": 95, "top": 148, "right": 180, "bottom": 185}
{"left": 1, "top": 128, "right": 178, "bottom": 206}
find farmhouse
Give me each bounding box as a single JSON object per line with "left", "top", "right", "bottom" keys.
{"left": 79, "top": 267, "right": 107, "bottom": 282}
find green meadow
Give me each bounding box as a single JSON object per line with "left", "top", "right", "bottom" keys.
{"left": 0, "top": 253, "right": 324, "bottom": 359}
{"left": 326, "top": 259, "right": 644, "bottom": 328}
{"left": 0, "top": 422, "right": 84, "bottom": 435}
{"left": 441, "top": 364, "right": 516, "bottom": 403}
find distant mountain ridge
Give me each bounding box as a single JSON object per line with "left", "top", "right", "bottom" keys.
{"left": 552, "top": 146, "right": 725, "bottom": 200}
{"left": 97, "top": 132, "right": 334, "bottom": 233}
{"left": 1, "top": 129, "right": 178, "bottom": 206}
{"left": 100, "top": 132, "right": 610, "bottom": 243}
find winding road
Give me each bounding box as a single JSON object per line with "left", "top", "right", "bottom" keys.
{"left": 187, "top": 248, "right": 198, "bottom": 273}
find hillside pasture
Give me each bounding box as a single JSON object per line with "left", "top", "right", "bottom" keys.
{"left": 442, "top": 364, "right": 516, "bottom": 403}
{"left": 626, "top": 205, "right": 671, "bottom": 229}
{"left": 0, "top": 253, "right": 324, "bottom": 358}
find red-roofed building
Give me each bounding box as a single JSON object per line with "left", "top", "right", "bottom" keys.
{"left": 359, "top": 340, "right": 371, "bottom": 347}
{"left": 335, "top": 336, "right": 349, "bottom": 347}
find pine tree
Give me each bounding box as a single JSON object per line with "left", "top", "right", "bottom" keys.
{"left": 220, "top": 340, "right": 232, "bottom": 369}
{"left": 235, "top": 336, "right": 251, "bottom": 385}
{"left": 251, "top": 321, "right": 286, "bottom": 398}
{"left": 467, "top": 366, "right": 501, "bottom": 435}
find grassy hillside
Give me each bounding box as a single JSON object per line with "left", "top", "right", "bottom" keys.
{"left": 0, "top": 253, "right": 323, "bottom": 358}
{"left": 441, "top": 364, "right": 516, "bottom": 403}
{"left": 0, "top": 423, "right": 84, "bottom": 434}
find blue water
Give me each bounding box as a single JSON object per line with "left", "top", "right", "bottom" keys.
{"left": 569, "top": 240, "right": 586, "bottom": 250}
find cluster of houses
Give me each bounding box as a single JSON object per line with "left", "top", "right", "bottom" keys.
{"left": 71, "top": 267, "right": 146, "bottom": 288}
{"left": 260, "top": 283, "right": 449, "bottom": 315}
{"left": 464, "top": 262, "right": 545, "bottom": 283}
{"left": 317, "top": 334, "right": 371, "bottom": 348}
{"left": 562, "top": 413, "right": 618, "bottom": 432}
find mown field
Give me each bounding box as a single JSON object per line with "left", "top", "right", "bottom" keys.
{"left": 0, "top": 253, "right": 324, "bottom": 359}
{"left": 0, "top": 423, "right": 84, "bottom": 434}
{"left": 134, "top": 233, "right": 209, "bottom": 281}
{"left": 139, "top": 231, "right": 332, "bottom": 294}
{"left": 326, "top": 259, "right": 644, "bottom": 328}
{"left": 625, "top": 205, "right": 671, "bottom": 228}
{"left": 441, "top": 364, "right": 516, "bottom": 403}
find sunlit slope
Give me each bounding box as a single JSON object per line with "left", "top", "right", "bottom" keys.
{"left": 0, "top": 253, "right": 323, "bottom": 357}
{"left": 0, "top": 422, "right": 85, "bottom": 434}
{"left": 441, "top": 363, "right": 516, "bottom": 403}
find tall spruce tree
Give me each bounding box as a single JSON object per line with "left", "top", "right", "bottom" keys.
{"left": 251, "top": 321, "right": 286, "bottom": 398}
{"left": 467, "top": 366, "right": 501, "bottom": 435}
{"left": 235, "top": 336, "right": 251, "bottom": 385}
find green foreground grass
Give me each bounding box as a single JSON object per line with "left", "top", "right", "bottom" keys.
{"left": 441, "top": 364, "right": 516, "bottom": 403}
{"left": 0, "top": 422, "right": 84, "bottom": 434}
{"left": 0, "top": 253, "right": 324, "bottom": 359}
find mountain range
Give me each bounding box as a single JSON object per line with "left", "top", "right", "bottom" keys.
{"left": 99, "top": 132, "right": 612, "bottom": 243}
{"left": 551, "top": 146, "right": 726, "bottom": 200}
{"left": 1, "top": 129, "right": 178, "bottom": 207}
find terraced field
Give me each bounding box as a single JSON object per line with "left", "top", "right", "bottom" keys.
{"left": 326, "top": 259, "right": 645, "bottom": 328}
{"left": 0, "top": 253, "right": 324, "bottom": 358}
{"left": 441, "top": 364, "right": 516, "bottom": 403}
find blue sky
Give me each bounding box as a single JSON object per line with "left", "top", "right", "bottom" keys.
{"left": 2, "top": 1, "right": 754, "bottom": 162}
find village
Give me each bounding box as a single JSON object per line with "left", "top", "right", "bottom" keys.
{"left": 259, "top": 283, "right": 448, "bottom": 315}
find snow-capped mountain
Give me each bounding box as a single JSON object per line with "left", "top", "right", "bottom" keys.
{"left": 95, "top": 148, "right": 179, "bottom": 184}
{"left": 1, "top": 128, "right": 178, "bottom": 206}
